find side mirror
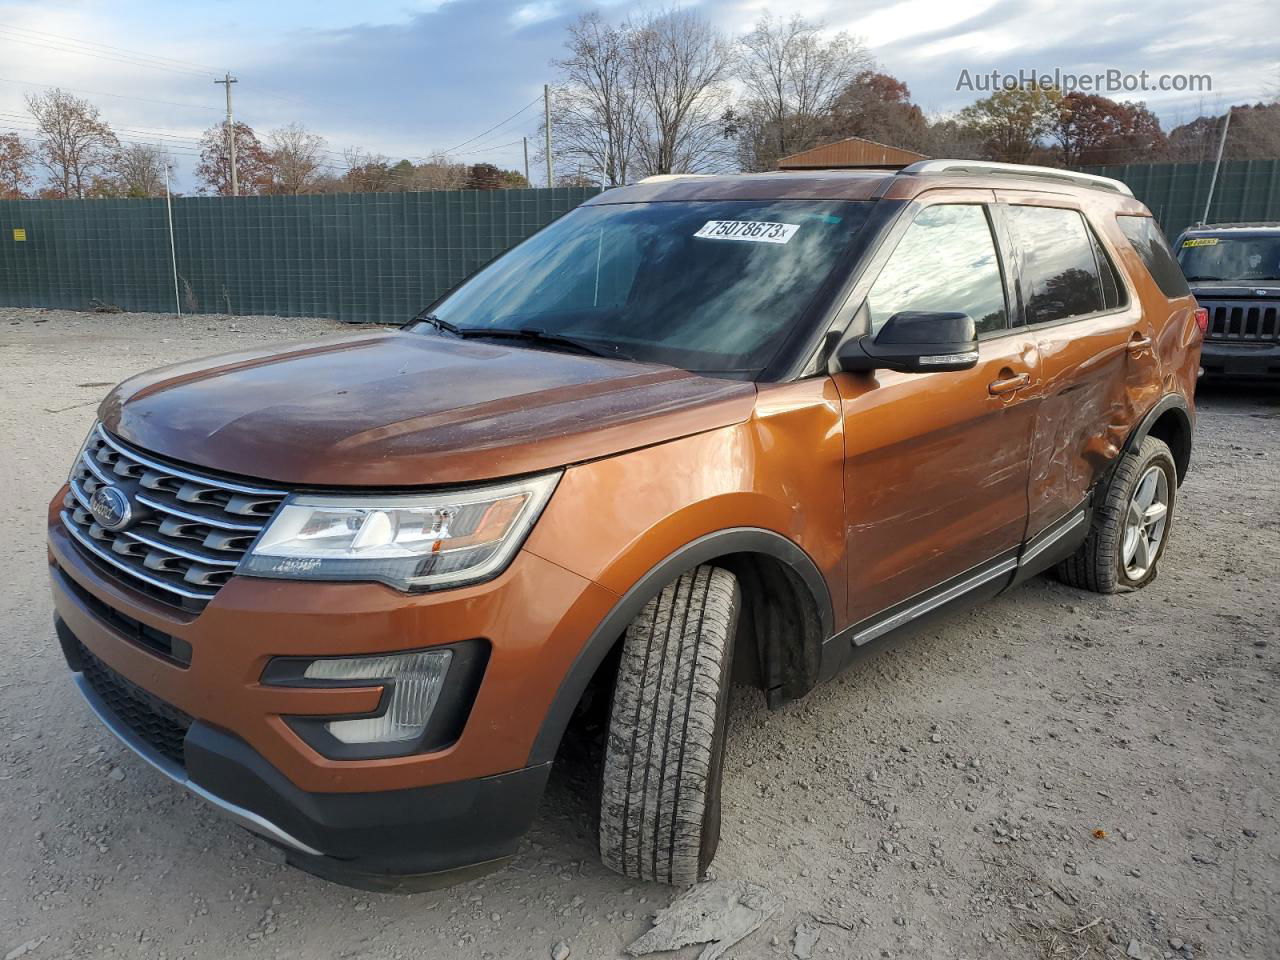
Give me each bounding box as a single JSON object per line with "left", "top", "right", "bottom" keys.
{"left": 837, "top": 311, "right": 979, "bottom": 374}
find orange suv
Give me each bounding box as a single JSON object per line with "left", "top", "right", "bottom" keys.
{"left": 48, "top": 160, "right": 1203, "bottom": 890}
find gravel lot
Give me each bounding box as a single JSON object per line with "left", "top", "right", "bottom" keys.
{"left": 1, "top": 308, "right": 1276, "bottom": 960}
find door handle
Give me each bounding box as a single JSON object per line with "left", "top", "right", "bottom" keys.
{"left": 988, "top": 372, "right": 1030, "bottom": 395}
{"left": 1127, "top": 333, "right": 1153, "bottom": 355}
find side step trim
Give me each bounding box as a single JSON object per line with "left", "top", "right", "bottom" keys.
{"left": 851, "top": 556, "right": 1018, "bottom": 647}
{"left": 1019, "top": 509, "right": 1087, "bottom": 568}
{"left": 71, "top": 673, "right": 324, "bottom": 857}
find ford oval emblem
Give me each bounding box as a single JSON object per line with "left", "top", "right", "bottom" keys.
{"left": 89, "top": 484, "right": 133, "bottom": 532}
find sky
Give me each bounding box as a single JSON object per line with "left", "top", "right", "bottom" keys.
{"left": 2, "top": 0, "right": 1276, "bottom": 191}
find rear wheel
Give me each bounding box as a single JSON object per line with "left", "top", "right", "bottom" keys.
{"left": 598, "top": 565, "right": 739, "bottom": 885}
{"left": 1056, "top": 435, "right": 1177, "bottom": 593}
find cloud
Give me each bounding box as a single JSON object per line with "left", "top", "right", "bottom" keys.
{"left": 0, "top": 0, "right": 1274, "bottom": 193}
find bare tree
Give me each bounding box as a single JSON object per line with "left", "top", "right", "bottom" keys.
{"left": 736, "top": 14, "right": 870, "bottom": 170}
{"left": 405, "top": 154, "right": 470, "bottom": 190}
{"left": 340, "top": 147, "right": 397, "bottom": 192}
{"left": 548, "top": 13, "right": 641, "bottom": 186}
{"left": 0, "top": 132, "right": 34, "bottom": 198}
{"left": 629, "top": 8, "right": 735, "bottom": 176}
{"left": 109, "top": 143, "right": 168, "bottom": 197}
{"left": 24, "top": 88, "right": 119, "bottom": 198}
{"left": 268, "top": 123, "right": 327, "bottom": 194}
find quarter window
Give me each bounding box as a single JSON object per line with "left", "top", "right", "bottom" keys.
{"left": 1118, "top": 215, "right": 1191, "bottom": 298}
{"left": 1007, "top": 206, "right": 1107, "bottom": 324}
{"left": 866, "top": 205, "right": 1008, "bottom": 336}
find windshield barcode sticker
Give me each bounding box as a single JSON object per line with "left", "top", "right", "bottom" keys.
{"left": 694, "top": 220, "right": 799, "bottom": 244}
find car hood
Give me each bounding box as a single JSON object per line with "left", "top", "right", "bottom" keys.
{"left": 100, "top": 331, "right": 757, "bottom": 486}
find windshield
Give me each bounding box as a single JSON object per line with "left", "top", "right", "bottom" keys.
{"left": 418, "top": 199, "right": 871, "bottom": 377}
{"left": 1177, "top": 234, "right": 1280, "bottom": 282}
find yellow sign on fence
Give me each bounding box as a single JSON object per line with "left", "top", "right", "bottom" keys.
{"left": 12, "top": 228, "right": 25, "bottom": 242}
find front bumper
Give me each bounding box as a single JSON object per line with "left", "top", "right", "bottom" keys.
{"left": 1199, "top": 340, "right": 1280, "bottom": 379}
{"left": 47, "top": 488, "right": 618, "bottom": 887}
{"left": 60, "top": 614, "right": 550, "bottom": 889}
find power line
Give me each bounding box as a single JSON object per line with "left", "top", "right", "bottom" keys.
{"left": 0, "top": 23, "right": 224, "bottom": 74}
{"left": 0, "top": 26, "right": 217, "bottom": 78}
{"left": 427, "top": 95, "right": 541, "bottom": 158}
{"left": 0, "top": 75, "right": 221, "bottom": 111}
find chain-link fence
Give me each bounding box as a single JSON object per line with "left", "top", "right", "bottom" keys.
{"left": 0, "top": 188, "right": 598, "bottom": 323}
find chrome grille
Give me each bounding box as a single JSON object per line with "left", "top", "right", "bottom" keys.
{"left": 1202, "top": 299, "right": 1280, "bottom": 343}
{"left": 62, "top": 424, "right": 287, "bottom": 610}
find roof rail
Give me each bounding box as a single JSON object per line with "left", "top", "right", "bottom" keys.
{"left": 636, "top": 174, "right": 717, "bottom": 184}
{"left": 899, "top": 159, "right": 1133, "bottom": 197}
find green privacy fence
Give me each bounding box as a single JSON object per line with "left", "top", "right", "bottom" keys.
{"left": 0, "top": 188, "right": 599, "bottom": 323}
{"left": 1080, "top": 160, "right": 1280, "bottom": 239}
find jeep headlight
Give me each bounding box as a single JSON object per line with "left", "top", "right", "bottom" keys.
{"left": 239, "top": 472, "right": 559, "bottom": 590}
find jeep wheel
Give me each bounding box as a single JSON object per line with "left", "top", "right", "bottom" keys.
{"left": 1056, "top": 435, "right": 1177, "bottom": 593}
{"left": 598, "top": 565, "right": 739, "bottom": 885}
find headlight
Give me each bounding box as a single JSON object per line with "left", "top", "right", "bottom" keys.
{"left": 303, "top": 650, "right": 452, "bottom": 746}
{"left": 238, "top": 472, "right": 559, "bottom": 590}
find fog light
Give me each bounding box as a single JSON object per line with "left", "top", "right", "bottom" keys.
{"left": 303, "top": 650, "right": 452, "bottom": 745}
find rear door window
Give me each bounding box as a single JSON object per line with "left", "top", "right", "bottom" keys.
{"left": 1007, "top": 206, "right": 1106, "bottom": 324}
{"left": 866, "top": 204, "right": 1008, "bottom": 336}
{"left": 1118, "top": 216, "right": 1190, "bottom": 298}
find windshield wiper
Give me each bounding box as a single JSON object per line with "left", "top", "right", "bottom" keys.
{"left": 415, "top": 314, "right": 464, "bottom": 337}
{"left": 456, "top": 327, "right": 632, "bottom": 361}
{"left": 1184, "top": 275, "right": 1224, "bottom": 282}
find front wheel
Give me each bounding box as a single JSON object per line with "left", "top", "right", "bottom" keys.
{"left": 1056, "top": 435, "right": 1177, "bottom": 593}
{"left": 598, "top": 565, "right": 739, "bottom": 885}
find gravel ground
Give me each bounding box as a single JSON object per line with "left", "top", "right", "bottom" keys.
{"left": 1, "top": 307, "right": 1276, "bottom": 960}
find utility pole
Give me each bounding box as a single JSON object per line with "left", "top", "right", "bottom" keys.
{"left": 1201, "top": 106, "right": 1232, "bottom": 225}
{"left": 543, "top": 83, "right": 553, "bottom": 187}
{"left": 215, "top": 73, "right": 239, "bottom": 196}
{"left": 164, "top": 160, "right": 181, "bottom": 316}
{"left": 523, "top": 137, "right": 530, "bottom": 186}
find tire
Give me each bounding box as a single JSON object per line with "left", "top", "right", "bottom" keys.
{"left": 1056, "top": 435, "right": 1177, "bottom": 593}
{"left": 598, "top": 565, "right": 739, "bottom": 885}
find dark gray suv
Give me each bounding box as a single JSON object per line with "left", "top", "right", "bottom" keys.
{"left": 1173, "top": 222, "right": 1280, "bottom": 379}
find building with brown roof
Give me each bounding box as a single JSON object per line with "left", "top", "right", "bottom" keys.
{"left": 778, "top": 137, "right": 928, "bottom": 170}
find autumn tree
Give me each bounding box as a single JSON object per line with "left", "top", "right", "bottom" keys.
{"left": 957, "top": 86, "right": 1062, "bottom": 163}
{"left": 735, "top": 14, "right": 871, "bottom": 170}
{"left": 0, "top": 133, "right": 33, "bottom": 198}
{"left": 25, "top": 88, "right": 119, "bottom": 198}
{"left": 1052, "top": 93, "right": 1166, "bottom": 166}
{"left": 268, "top": 123, "right": 327, "bottom": 194}
{"left": 1168, "top": 102, "right": 1280, "bottom": 162}
{"left": 825, "top": 71, "right": 929, "bottom": 152}
{"left": 196, "top": 121, "right": 272, "bottom": 195}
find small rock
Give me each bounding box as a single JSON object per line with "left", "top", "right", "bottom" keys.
{"left": 793, "top": 921, "right": 820, "bottom": 959}
{"left": 108, "top": 767, "right": 125, "bottom": 782}
{"left": 551, "top": 941, "right": 570, "bottom": 960}
{"left": 929, "top": 734, "right": 942, "bottom": 744}
{"left": 1127, "top": 939, "right": 1162, "bottom": 960}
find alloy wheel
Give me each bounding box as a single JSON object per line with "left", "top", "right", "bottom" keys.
{"left": 1121, "top": 464, "right": 1169, "bottom": 580}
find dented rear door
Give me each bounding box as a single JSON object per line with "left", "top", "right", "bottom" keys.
{"left": 996, "top": 192, "right": 1147, "bottom": 540}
